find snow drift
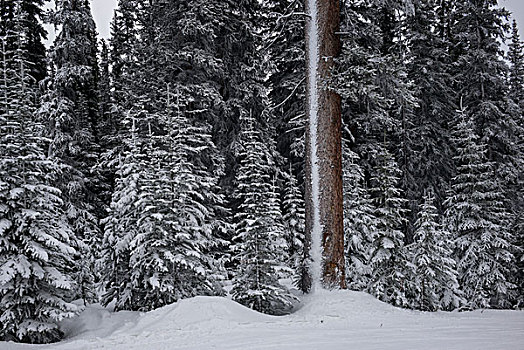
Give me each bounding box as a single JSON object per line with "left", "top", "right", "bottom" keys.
{"left": 1, "top": 290, "right": 524, "bottom": 350}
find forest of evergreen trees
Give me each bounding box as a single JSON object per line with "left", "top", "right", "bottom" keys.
{"left": 0, "top": 0, "right": 523, "bottom": 344}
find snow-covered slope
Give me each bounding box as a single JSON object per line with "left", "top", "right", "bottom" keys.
{"left": 2, "top": 290, "right": 524, "bottom": 350}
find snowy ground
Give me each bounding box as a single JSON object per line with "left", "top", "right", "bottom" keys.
{"left": 2, "top": 290, "right": 524, "bottom": 350}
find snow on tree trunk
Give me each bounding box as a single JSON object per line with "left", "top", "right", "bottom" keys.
{"left": 304, "top": 0, "right": 345, "bottom": 292}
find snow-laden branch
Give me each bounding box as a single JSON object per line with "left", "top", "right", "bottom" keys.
{"left": 270, "top": 77, "right": 306, "bottom": 111}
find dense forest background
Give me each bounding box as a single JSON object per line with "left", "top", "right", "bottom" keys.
{"left": 0, "top": 0, "right": 523, "bottom": 344}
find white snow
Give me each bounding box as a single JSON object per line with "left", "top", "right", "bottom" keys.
{"left": 307, "top": 0, "right": 323, "bottom": 293}
{"left": 2, "top": 290, "right": 523, "bottom": 350}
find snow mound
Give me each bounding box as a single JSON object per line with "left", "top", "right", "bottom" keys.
{"left": 1, "top": 290, "right": 523, "bottom": 350}
{"left": 296, "top": 289, "right": 399, "bottom": 317}
{"left": 121, "top": 296, "right": 274, "bottom": 335}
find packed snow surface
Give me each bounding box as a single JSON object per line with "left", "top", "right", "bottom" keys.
{"left": 2, "top": 290, "right": 523, "bottom": 350}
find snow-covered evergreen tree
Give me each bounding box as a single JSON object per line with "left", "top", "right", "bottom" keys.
{"left": 99, "top": 114, "right": 143, "bottom": 310}
{"left": 509, "top": 20, "right": 524, "bottom": 106}
{"left": 368, "top": 145, "right": 413, "bottom": 307}
{"left": 444, "top": 106, "right": 516, "bottom": 309}
{"left": 96, "top": 0, "right": 141, "bottom": 226}
{"left": 451, "top": 0, "right": 509, "bottom": 141}
{"left": 507, "top": 19, "right": 524, "bottom": 307}
{"left": 374, "top": 2, "right": 419, "bottom": 241}
{"left": 94, "top": 39, "right": 115, "bottom": 214}
{"left": 101, "top": 84, "right": 227, "bottom": 311}
{"left": 42, "top": 0, "right": 100, "bottom": 170}
{"left": 38, "top": 0, "right": 101, "bottom": 302}
{"left": 408, "top": 192, "right": 462, "bottom": 311}
{"left": 138, "top": 0, "right": 262, "bottom": 190}
{"left": 262, "top": 1, "right": 307, "bottom": 284}
{"left": 231, "top": 112, "right": 295, "bottom": 315}
{"left": 405, "top": 0, "right": 454, "bottom": 212}
{"left": 107, "top": 0, "right": 139, "bottom": 124}
{"left": 451, "top": 2, "right": 521, "bottom": 240}
{"left": 282, "top": 165, "right": 305, "bottom": 272}
{"left": 343, "top": 139, "right": 376, "bottom": 291}
{"left": 0, "top": 5, "right": 80, "bottom": 342}
{"left": 336, "top": 0, "right": 405, "bottom": 197}
{"left": 0, "top": 0, "right": 47, "bottom": 83}
{"left": 336, "top": 1, "right": 418, "bottom": 303}
{"left": 131, "top": 87, "right": 226, "bottom": 311}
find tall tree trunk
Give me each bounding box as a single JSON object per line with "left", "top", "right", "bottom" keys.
{"left": 303, "top": 0, "right": 346, "bottom": 292}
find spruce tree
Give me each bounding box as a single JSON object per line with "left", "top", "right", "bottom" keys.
{"left": 444, "top": 106, "right": 515, "bottom": 309}
{"left": 282, "top": 165, "right": 305, "bottom": 272}
{"left": 406, "top": 0, "right": 454, "bottom": 211}
{"left": 0, "top": 5, "right": 80, "bottom": 342}
{"left": 0, "top": 0, "right": 47, "bottom": 83}
{"left": 376, "top": 2, "right": 419, "bottom": 241}
{"left": 118, "top": 0, "right": 271, "bottom": 248}
{"left": 508, "top": 20, "right": 524, "bottom": 105}
{"left": 336, "top": 0, "right": 404, "bottom": 198}
{"left": 368, "top": 145, "right": 412, "bottom": 307}
{"left": 135, "top": 86, "right": 226, "bottom": 310}
{"left": 108, "top": 0, "right": 139, "bottom": 122}
{"left": 337, "top": 0, "right": 415, "bottom": 300}
{"left": 507, "top": 18, "right": 524, "bottom": 307}
{"left": 38, "top": 0, "right": 101, "bottom": 302}
{"left": 231, "top": 112, "right": 295, "bottom": 315}
{"left": 408, "top": 192, "right": 462, "bottom": 311}
{"left": 102, "top": 82, "right": 227, "bottom": 311}
{"left": 94, "top": 39, "right": 115, "bottom": 211}
{"left": 343, "top": 140, "right": 376, "bottom": 291}
{"left": 141, "top": 0, "right": 267, "bottom": 188}
{"left": 507, "top": 19, "right": 524, "bottom": 307}
{"left": 96, "top": 0, "right": 141, "bottom": 220}
{"left": 99, "top": 115, "right": 143, "bottom": 310}
{"left": 451, "top": 0, "right": 521, "bottom": 226}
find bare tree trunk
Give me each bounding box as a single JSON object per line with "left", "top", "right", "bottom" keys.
{"left": 303, "top": 0, "right": 345, "bottom": 292}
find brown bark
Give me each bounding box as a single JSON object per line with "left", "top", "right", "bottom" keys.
{"left": 303, "top": 0, "right": 346, "bottom": 291}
